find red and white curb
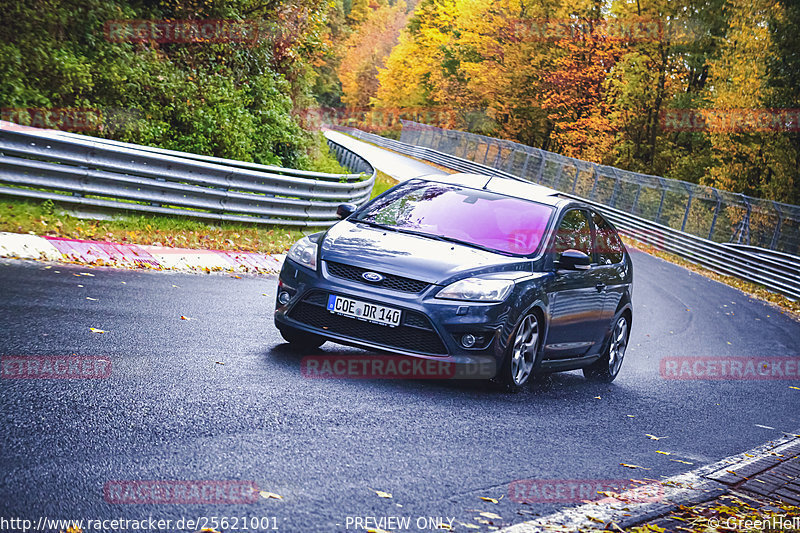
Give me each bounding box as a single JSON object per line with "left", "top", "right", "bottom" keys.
{"left": 498, "top": 430, "right": 800, "bottom": 532}
{"left": 0, "top": 232, "right": 284, "bottom": 273}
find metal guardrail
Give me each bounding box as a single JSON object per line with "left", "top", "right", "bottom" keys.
{"left": 398, "top": 120, "right": 800, "bottom": 257}
{"left": 0, "top": 122, "right": 375, "bottom": 227}
{"left": 329, "top": 125, "right": 800, "bottom": 300}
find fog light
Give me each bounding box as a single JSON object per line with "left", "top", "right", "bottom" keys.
{"left": 461, "top": 333, "right": 477, "bottom": 348}
{"left": 278, "top": 291, "right": 291, "bottom": 305}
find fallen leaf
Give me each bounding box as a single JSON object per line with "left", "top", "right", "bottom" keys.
{"left": 789, "top": 386, "right": 800, "bottom": 390}
{"left": 479, "top": 512, "right": 502, "bottom": 520}
{"left": 655, "top": 450, "right": 671, "bottom": 455}
{"left": 89, "top": 327, "right": 105, "bottom": 334}
{"left": 373, "top": 490, "right": 392, "bottom": 499}
{"left": 259, "top": 491, "right": 282, "bottom": 500}
{"left": 594, "top": 396, "right": 602, "bottom": 399}
{"left": 620, "top": 463, "right": 650, "bottom": 470}
{"left": 180, "top": 316, "right": 191, "bottom": 320}
{"left": 215, "top": 361, "right": 225, "bottom": 365}
{"left": 479, "top": 496, "right": 499, "bottom": 503}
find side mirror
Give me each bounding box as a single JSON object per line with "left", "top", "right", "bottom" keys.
{"left": 336, "top": 203, "right": 358, "bottom": 220}
{"left": 557, "top": 250, "right": 591, "bottom": 271}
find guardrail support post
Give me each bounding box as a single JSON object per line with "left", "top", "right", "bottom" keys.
{"left": 519, "top": 152, "right": 531, "bottom": 180}
{"left": 655, "top": 178, "right": 668, "bottom": 224}
{"left": 680, "top": 186, "right": 694, "bottom": 233}
{"left": 535, "top": 152, "right": 547, "bottom": 185}
{"left": 588, "top": 165, "right": 600, "bottom": 200}
{"left": 491, "top": 142, "right": 502, "bottom": 168}
{"left": 571, "top": 166, "right": 580, "bottom": 193}
{"left": 631, "top": 184, "right": 642, "bottom": 215}
{"left": 505, "top": 146, "right": 516, "bottom": 172}
{"left": 608, "top": 169, "right": 621, "bottom": 207}
{"left": 480, "top": 142, "right": 491, "bottom": 165}
{"left": 770, "top": 201, "right": 783, "bottom": 250}
{"left": 708, "top": 189, "right": 722, "bottom": 241}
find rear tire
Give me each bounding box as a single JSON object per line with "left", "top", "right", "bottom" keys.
{"left": 583, "top": 313, "right": 629, "bottom": 383}
{"left": 497, "top": 312, "right": 541, "bottom": 392}
{"left": 278, "top": 325, "right": 326, "bottom": 351}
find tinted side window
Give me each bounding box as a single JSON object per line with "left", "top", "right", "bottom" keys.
{"left": 593, "top": 212, "right": 624, "bottom": 264}
{"left": 553, "top": 209, "right": 592, "bottom": 259}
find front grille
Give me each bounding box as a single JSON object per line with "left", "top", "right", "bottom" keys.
{"left": 325, "top": 261, "right": 430, "bottom": 293}
{"left": 288, "top": 291, "right": 447, "bottom": 355}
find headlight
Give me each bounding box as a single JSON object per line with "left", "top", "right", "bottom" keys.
{"left": 436, "top": 278, "right": 514, "bottom": 302}
{"left": 287, "top": 235, "right": 318, "bottom": 271}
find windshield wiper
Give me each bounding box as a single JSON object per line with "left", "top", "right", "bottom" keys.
{"left": 428, "top": 233, "right": 515, "bottom": 256}
{"left": 355, "top": 219, "right": 401, "bottom": 232}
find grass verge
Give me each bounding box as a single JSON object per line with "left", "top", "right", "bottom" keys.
{"left": 371, "top": 170, "right": 398, "bottom": 199}
{"left": 0, "top": 170, "right": 393, "bottom": 256}
{"left": 0, "top": 197, "right": 322, "bottom": 254}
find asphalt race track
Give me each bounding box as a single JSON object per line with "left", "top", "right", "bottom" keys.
{"left": 1, "top": 249, "right": 798, "bottom": 531}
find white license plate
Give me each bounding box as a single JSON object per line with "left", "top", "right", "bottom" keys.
{"left": 327, "top": 295, "right": 402, "bottom": 327}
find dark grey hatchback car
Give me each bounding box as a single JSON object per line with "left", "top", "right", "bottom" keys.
{"left": 274, "top": 173, "right": 633, "bottom": 390}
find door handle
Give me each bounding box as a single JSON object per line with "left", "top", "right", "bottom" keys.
{"left": 595, "top": 282, "right": 606, "bottom": 292}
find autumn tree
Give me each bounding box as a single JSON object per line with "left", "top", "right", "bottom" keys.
{"left": 339, "top": 1, "right": 410, "bottom": 108}
{"left": 704, "top": 0, "right": 797, "bottom": 202}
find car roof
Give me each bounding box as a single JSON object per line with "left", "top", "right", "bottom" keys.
{"left": 417, "top": 173, "right": 569, "bottom": 208}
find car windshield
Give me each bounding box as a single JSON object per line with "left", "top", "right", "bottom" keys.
{"left": 353, "top": 181, "right": 555, "bottom": 255}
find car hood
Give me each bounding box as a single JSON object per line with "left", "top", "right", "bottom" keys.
{"left": 319, "top": 221, "right": 530, "bottom": 284}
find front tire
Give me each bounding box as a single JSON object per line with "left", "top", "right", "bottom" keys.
{"left": 497, "top": 312, "right": 541, "bottom": 392}
{"left": 278, "top": 325, "right": 326, "bottom": 351}
{"left": 583, "top": 314, "right": 629, "bottom": 382}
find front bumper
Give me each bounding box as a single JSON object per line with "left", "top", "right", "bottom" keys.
{"left": 274, "top": 258, "right": 509, "bottom": 378}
